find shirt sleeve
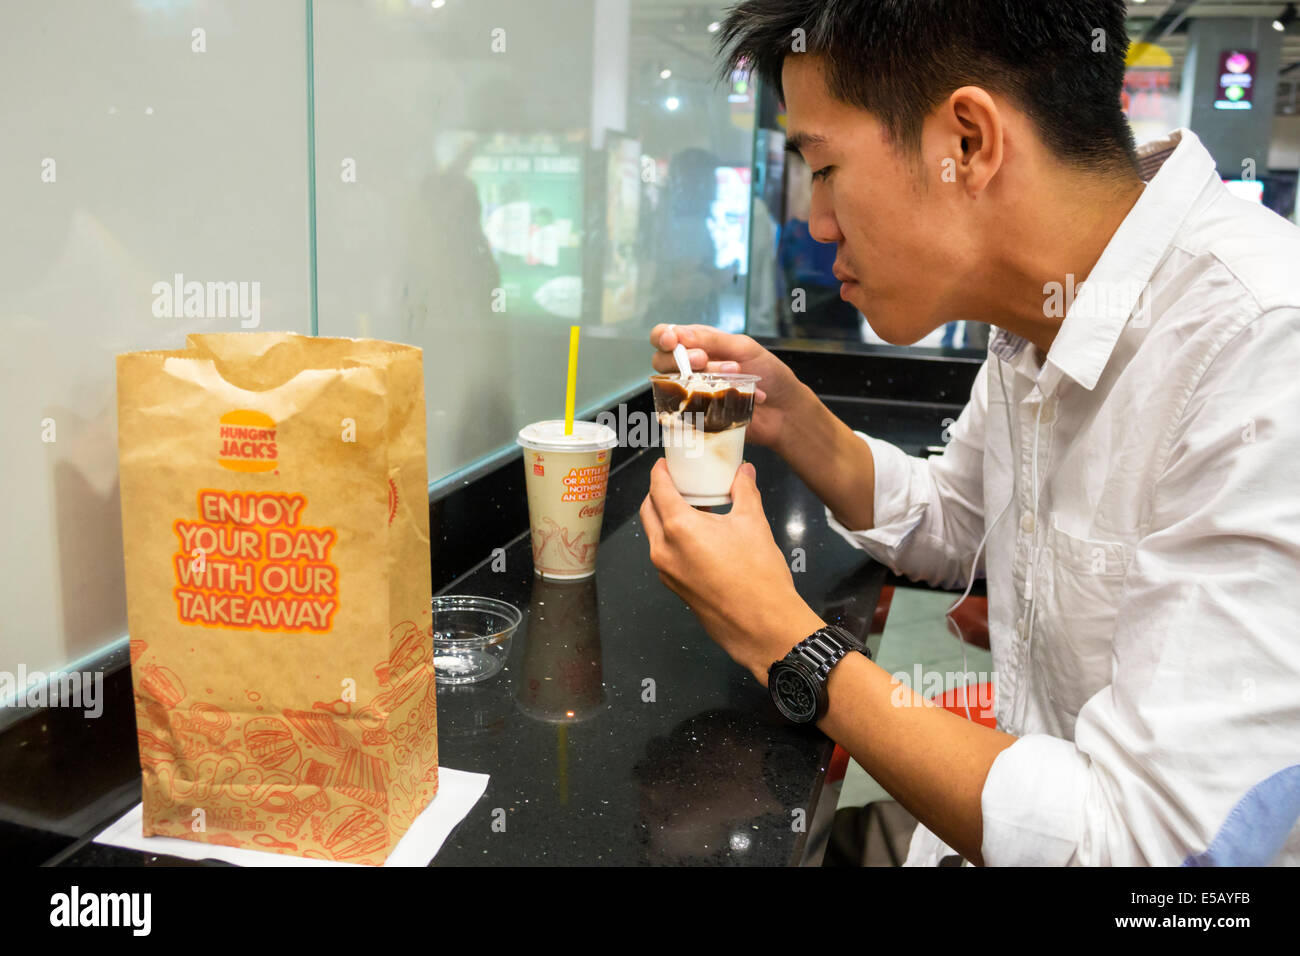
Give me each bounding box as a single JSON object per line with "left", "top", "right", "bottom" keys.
{"left": 824, "top": 358, "right": 992, "bottom": 591}
{"left": 981, "top": 308, "right": 1300, "bottom": 866}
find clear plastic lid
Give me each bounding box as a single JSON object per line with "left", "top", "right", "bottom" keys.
{"left": 648, "top": 372, "right": 762, "bottom": 394}
{"left": 517, "top": 419, "right": 619, "bottom": 453}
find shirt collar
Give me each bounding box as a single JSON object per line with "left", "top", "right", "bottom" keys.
{"left": 988, "top": 129, "right": 1218, "bottom": 392}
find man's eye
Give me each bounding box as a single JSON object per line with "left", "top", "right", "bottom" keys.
{"left": 811, "top": 166, "right": 833, "bottom": 182}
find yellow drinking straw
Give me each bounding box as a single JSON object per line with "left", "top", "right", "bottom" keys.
{"left": 564, "top": 324, "right": 580, "bottom": 435}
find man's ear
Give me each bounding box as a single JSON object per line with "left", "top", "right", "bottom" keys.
{"left": 945, "top": 86, "right": 1004, "bottom": 196}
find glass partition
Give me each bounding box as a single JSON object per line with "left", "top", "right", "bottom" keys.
{"left": 1, "top": 0, "right": 756, "bottom": 679}
{"left": 311, "top": 0, "right": 755, "bottom": 486}
{"left": 0, "top": 0, "right": 312, "bottom": 679}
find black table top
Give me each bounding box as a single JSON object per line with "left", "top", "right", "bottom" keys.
{"left": 425, "top": 440, "right": 892, "bottom": 866}
{"left": 10, "top": 396, "right": 944, "bottom": 867}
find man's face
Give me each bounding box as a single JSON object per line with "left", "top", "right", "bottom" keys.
{"left": 782, "top": 56, "right": 970, "bottom": 344}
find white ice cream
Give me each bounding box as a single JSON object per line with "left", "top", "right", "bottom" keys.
{"left": 660, "top": 421, "right": 747, "bottom": 502}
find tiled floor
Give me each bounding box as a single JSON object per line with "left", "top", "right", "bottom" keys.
{"left": 837, "top": 586, "right": 994, "bottom": 809}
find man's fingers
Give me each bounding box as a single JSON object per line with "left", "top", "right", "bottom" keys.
{"left": 674, "top": 324, "right": 748, "bottom": 362}
{"left": 729, "top": 461, "right": 764, "bottom": 516}
{"left": 652, "top": 347, "right": 709, "bottom": 370}
{"left": 650, "top": 322, "right": 713, "bottom": 352}
{"left": 650, "top": 323, "right": 678, "bottom": 351}
{"left": 684, "top": 348, "right": 712, "bottom": 370}
{"left": 652, "top": 324, "right": 749, "bottom": 376}
{"left": 652, "top": 324, "right": 709, "bottom": 373}
{"left": 652, "top": 354, "right": 741, "bottom": 375}
{"left": 651, "top": 351, "right": 681, "bottom": 373}
{"left": 647, "top": 458, "right": 691, "bottom": 531}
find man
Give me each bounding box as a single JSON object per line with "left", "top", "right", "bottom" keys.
{"left": 640, "top": 0, "right": 1300, "bottom": 866}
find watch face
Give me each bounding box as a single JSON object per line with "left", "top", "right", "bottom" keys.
{"left": 771, "top": 664, "right": 819, "bottom": 723}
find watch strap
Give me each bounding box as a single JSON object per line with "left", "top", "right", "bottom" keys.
{"left": 790, "top": 631, "right": 847, "bottom": 679}
{"left": 791, "top": 624, "right": 870, "bottom": 675}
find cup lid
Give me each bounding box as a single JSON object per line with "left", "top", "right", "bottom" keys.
{"left": 517, "top": 420, "right": 619, "bottom": 453}
{"left": 649, "top": 372, "right": 761, "bottom": 390}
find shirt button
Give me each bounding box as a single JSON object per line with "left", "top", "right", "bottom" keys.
{"left": 1020, "top": 513, "right": 1035, "bottom": 533}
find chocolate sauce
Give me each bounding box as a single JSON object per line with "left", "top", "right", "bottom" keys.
{"left": 651, "top": 379, "right": 755, "bottom": 432}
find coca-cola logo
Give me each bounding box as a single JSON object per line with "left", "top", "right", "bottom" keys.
{"left": 578, "top": 503, "right": 604, "bottom": 519}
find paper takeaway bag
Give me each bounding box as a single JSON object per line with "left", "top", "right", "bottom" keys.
{"left": 116, "top": 332, "right": 437, "bottom": 865}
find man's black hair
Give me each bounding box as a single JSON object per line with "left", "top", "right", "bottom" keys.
{"left": 718, "top": 0, "right": 1140, "bottom": 176}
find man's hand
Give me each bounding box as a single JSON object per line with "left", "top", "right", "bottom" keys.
{"left": 651, "top": 322, "right": 877, "bottom": 532}
{"left": 639, "top": 457, "right": 826, "bottom": 686}
{"left": 650, "top": 324, "right": 809, "bottom": 454}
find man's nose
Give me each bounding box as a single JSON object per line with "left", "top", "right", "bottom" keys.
{"left": 807, "top": 193, "right": 843, "bottom": 245}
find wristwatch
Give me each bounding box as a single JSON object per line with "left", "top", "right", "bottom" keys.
{"left": 768, "top": 624, "right": 871, "bottom": 724}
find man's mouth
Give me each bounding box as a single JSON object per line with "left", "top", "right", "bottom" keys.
{"left": 832, "top": 263, "right": 859, "bottom": 285}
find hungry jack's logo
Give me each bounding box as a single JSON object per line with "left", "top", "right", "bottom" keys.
{"left": 219, "top": 409, "right": 277, "bottom": 473}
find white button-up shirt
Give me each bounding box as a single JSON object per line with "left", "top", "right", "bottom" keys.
{"left": 826, "top": 129, "right": 1300, "bottom": 866}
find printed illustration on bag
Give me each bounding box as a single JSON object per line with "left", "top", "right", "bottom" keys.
{"left": 131, "top": 621, "right": 439, "bottom": 865}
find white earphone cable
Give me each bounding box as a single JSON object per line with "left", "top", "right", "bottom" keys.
{"left": 944, "top": 360, "right": 1019, "bottom": 721}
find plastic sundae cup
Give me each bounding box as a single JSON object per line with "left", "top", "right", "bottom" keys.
{"left": 649, "top": 372, "right": 760, "bottom": 507}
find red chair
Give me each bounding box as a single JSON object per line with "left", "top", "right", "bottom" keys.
{"left": 828, "top": 743, "right": 851, "bottom": 785}
{"left": 945, "top": 595, "right": 989, "bottom": 649}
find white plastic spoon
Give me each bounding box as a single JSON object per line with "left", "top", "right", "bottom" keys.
{"left": 672, "top": 343, "right": 692, "bottom": 380}
{"left": 671, "top": 332, "right": 692, "bottom": 380}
